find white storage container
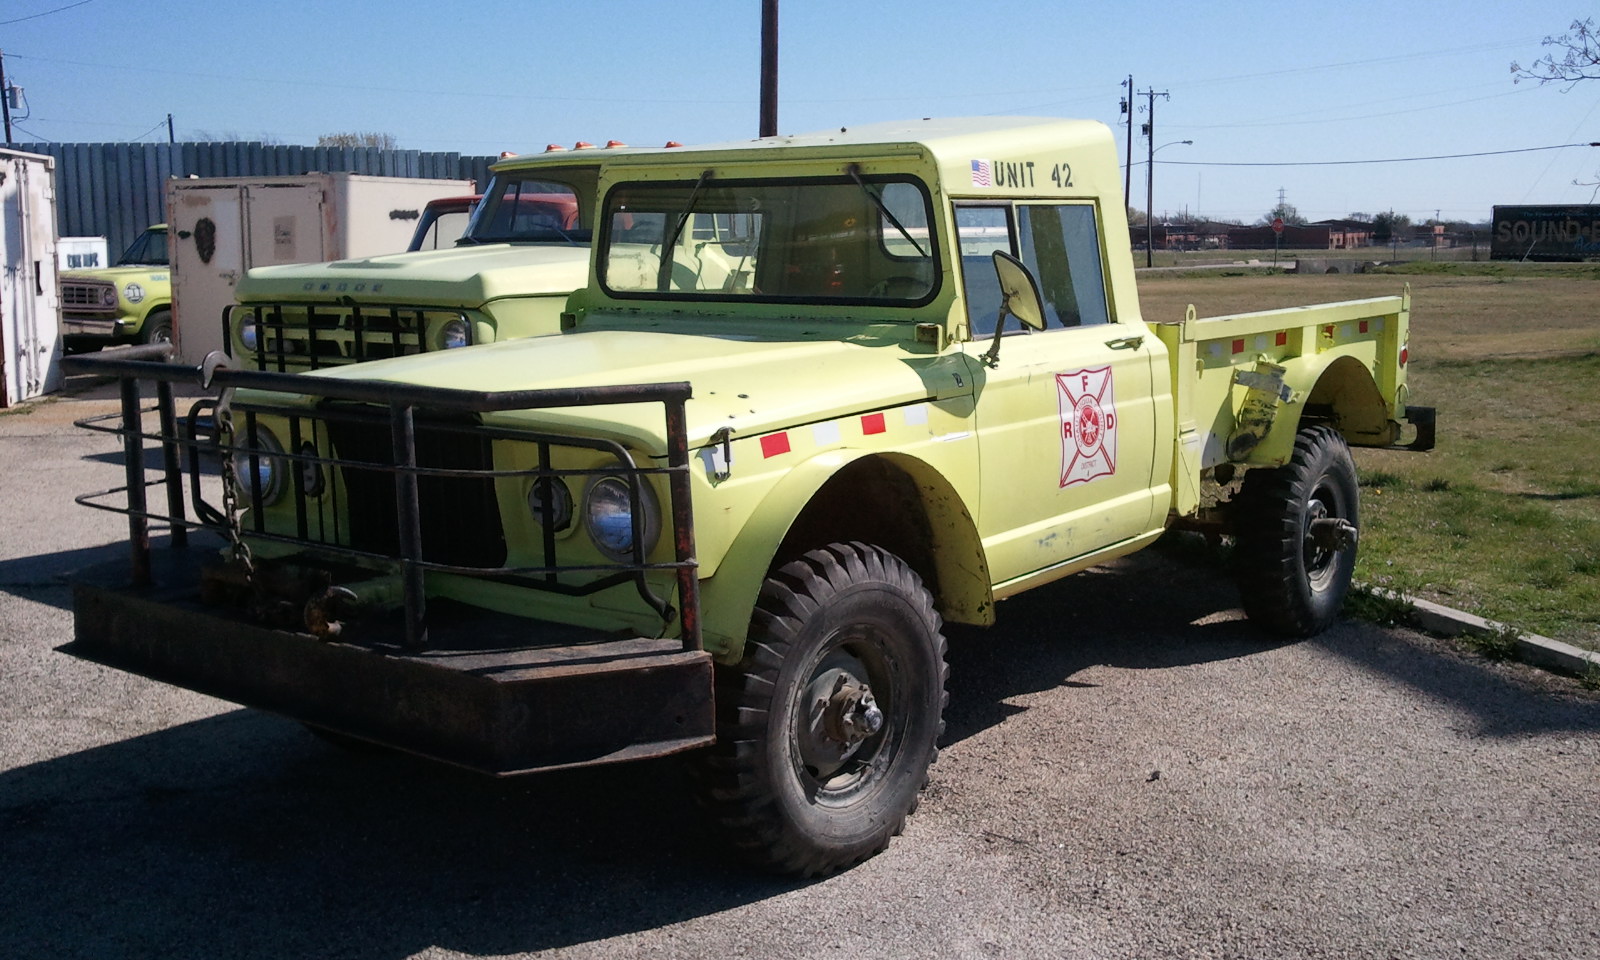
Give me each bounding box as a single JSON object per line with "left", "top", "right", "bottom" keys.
{"left": 1, "top": 148, "right": 62, "bottom": 407}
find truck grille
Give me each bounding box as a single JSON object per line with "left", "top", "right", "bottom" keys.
{"left": 61, "top": 279, "right": 118, "bottom": 318}
{"left": 233, "top": 302, "right": 469, "bottom": 371}
{"left": 322, "top": 412, "right": 506, "bottom": 568}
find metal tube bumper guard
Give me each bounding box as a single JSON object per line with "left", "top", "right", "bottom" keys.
{"left": 69, "top": 549, "right": 714, "bottom": 775}
{"left": 60, "top": 345, "right": 712, "bottom": 776}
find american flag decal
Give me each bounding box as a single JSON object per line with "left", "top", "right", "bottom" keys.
{"left": 971, "top": 159, "right": 992, "bottom": 188}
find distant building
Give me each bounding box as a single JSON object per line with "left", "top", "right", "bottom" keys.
{"left": 1226, "top": 220, "right": 1374, "bottom": 250}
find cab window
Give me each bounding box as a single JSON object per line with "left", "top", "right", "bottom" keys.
{"left": 956, "top": 203, "right": 1109, "bottom": 336}
{"left": 599, "top": 176, "right": 938, "bottom": 303}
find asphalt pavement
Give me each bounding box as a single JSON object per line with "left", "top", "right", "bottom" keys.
{"left": 3, "top": 380, "right": 1597, "bottom": 960}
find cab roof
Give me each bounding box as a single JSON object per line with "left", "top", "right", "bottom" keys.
{"left": 587, "top": 116, "right": 1117, "bottom": 194}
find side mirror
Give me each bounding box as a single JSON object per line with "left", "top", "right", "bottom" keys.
{"left": 982, "top": 251, "right": 1046, "bottom": 366}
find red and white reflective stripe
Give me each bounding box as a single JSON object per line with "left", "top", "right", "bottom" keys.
{"left": 861, "top": 412, "right": 887, "bottom": 435}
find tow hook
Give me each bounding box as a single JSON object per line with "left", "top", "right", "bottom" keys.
{"left": 1309, "top": 517, "right": 1358, "bottom": 552}
{"left": 824, "top": 674, "right": 884, "bottom": 747}
{"left": 304, "top": 585, "right": 358, "bottom": 639}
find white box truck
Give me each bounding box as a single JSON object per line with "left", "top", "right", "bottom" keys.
{"left": 0, "top": 148, "right": 62, "bottom": 407}
{"left": 165, "top": 173, "right": 472, "bottom": 363}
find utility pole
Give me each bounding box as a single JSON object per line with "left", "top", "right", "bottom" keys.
{"left": 167, "top": 113, "right": 175, "bottom": 145}
{"left": 1119, "top": 76, "right": 1133, "bottom": 218}
{"left": 0, "top": 50, "right": 13, "bottom": 145}
{"left": 1140, "top": 88, "right": 1169, "bottom": 268}
{"left": 759, "top": 0, "right": 778, "bottom": 137}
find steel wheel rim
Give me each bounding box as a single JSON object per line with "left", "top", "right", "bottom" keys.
{"left": 789, "top": 626, "right": 897, "bottom": 805}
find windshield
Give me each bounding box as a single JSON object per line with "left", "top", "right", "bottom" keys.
{"left": 598, "top": 175, "right": 938, "bottom": 303}
{"left": 463, "top": 168, "right": 590, "bottom": 244}
{"left": 117, "top": 228, "right": 168, "bottom": 266}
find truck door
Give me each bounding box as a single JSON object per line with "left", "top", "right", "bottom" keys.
{"left": 244, "top": 182, "right": 327, "bottom": 268}
{"left": 956, "top": 201, "right": 1161, "bottom": 585}
{"left": 168, "top": 183, "right": 246, "bottom": 364}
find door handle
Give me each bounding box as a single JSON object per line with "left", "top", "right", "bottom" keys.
{"left": 1105, "top": 335, "right": 1144, "bottom": 350}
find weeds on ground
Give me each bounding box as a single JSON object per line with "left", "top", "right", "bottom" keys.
{"left": 1343, "top": 584, "right": 1417, "bottom": 629}
{"left": 1462, "top": 623, "right": 1523, "bottom": 663}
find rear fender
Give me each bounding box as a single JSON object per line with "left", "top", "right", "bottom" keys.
{"left": 1248, "top": 354, "right": 1396, "bottom": 466}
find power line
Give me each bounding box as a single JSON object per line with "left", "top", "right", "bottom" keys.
{"left": 0, "top": 0, "right": 97, "bottom": 27}
{"left": 1160, "top": 143, "right": 1600, "bottom": 168}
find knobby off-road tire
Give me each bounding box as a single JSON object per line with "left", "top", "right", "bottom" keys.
{"left": 693, "top": 542, "right": 949, "bottom": 877}
{"left": 1232, "top": 425, "right": 1360, "bottom": 637}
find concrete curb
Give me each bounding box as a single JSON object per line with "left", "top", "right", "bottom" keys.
{"left": 1369, "top": 587, "right": 1600, "bottom": 677}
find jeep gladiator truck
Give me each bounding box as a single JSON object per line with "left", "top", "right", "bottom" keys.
{"left": 66, "top": 117, "right": 1433, "bottom": 877}
{"left": 225, "top": 148, "right": 602, "bottom": 370}
{"left": 61, "top": 224, "right": 172, "bottom": 349}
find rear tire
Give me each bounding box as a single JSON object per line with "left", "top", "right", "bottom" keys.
{"left": 693, "top": 542, "right": 948, "bottom": 876}
{"left": 1232, "top": 425, "right": 1360, "bottom": 637}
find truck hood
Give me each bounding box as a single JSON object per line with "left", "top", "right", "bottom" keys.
{"left": 236, "top": 244, "right": 589, "bottom": 306}
{"left": 61, "top": 265, "right": 169, "bottom": 284}
{"left": 299, "top": 322, "right": 964, "bottom": 454}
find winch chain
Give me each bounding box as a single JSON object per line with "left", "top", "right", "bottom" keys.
{"left": 217, "top": 402, "right": 256, "bottom": 583}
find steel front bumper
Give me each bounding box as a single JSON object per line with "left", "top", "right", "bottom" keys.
{"left": 68, "top": 553, "right": 715, "bottom": 776}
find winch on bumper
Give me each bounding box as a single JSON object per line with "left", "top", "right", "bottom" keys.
{"left": 62, "top": 345, "right": 712, "bottom": 775}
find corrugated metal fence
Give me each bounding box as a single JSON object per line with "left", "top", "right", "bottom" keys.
{"left": 16, "top": 142, "right": 500, "bottom": 258}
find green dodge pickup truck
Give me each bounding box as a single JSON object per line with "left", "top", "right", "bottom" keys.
{"left": 67, "top": 116, "right": 1434, "bottom": 877}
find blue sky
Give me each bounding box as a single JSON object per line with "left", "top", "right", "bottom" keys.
{"left": 4, "top": 0, "right": 1598, "bottom": 223}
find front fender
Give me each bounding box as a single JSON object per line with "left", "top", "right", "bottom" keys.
{"left": 698, "top": 450, "right": 864, "bottom": 661}
{"left": 697, "top": 448, "right": 993, "bottom": 663}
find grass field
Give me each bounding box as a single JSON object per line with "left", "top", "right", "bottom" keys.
{"left": 1139, "top": 262, "right": 1600, "bottom": 649}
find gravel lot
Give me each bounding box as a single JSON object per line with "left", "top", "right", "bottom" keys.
{"left": 3, "top": 379, "right": 1598, "bottom": 960}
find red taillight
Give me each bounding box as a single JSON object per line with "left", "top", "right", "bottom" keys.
{"left": 1400, "top": 343, "right": 1410, "bottom": 366}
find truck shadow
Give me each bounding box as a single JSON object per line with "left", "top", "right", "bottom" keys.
{"left": 5, "top": 548, "right": 1595, "bottom": 958}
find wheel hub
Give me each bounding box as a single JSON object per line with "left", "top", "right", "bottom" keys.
{"left": 798, "top": 661, "right": 884, "bottom": 778}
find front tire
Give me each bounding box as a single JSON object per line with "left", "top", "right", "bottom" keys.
{"left": 694, "top": 542, "right": 948, "bottom": 876}
{"left": 138, "top": 309, "right": 173, "bottom": 346}
{"left": 1232, "top": 425, "right": 1360, "bottom": 637}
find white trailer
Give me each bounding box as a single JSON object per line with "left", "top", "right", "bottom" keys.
{"left": 0, "top": 148, "right": 62, "bottom": 408}
{"left": 165, "top": 173, "right": 472, "bottom": 363}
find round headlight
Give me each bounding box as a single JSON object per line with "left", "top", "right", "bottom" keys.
{"left": 239, "top": 316, "right": 261, "bottom": 352}
{"left": 441, "top": 317, "right": 471, "bottom": 349}
{"left": 123, "top": 282, "right": 146, "bottom": 304}
{"left": 100, "top": 287, "right": 118, "bottom": 307}
{"left": 583, "top": 474, "right": 660, "bottom": 562}
{"left": 232, "top": 425, "right": 286, "bottom": 506}
{"left": 526, "top": 477, "right": 573, "bottom": 531}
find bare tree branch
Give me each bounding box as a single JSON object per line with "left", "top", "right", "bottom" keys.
{"left": 1512, "top": 18, "right": 1600, "bottom": 88}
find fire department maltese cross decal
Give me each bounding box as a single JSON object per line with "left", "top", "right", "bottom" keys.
{"left": 1056, "top": 367, "right": 1117, "bottom": 487}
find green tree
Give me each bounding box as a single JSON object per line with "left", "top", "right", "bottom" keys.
{"left": 317, "top": 131, "right": 399, "bottom": 149}
{"left": 1372, "top": 210, "right": 1412, "bottom": 243}
{"left": 1260, "top": 201, "right": 1306, "bottom": 226}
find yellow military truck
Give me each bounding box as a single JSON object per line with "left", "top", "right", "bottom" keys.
{"left": 66, "top": 117, "right": 1433, "bottom": 877}
{"left": 223, "top": 146, "right": 617, "bottom": 370}
{"left": 60, "top": 224, "right": 172, "bottom": 349}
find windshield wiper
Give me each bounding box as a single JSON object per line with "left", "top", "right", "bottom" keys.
{"left": 847, "top": 164, "right": 928, "bottom": 259}
{"left": 657, "top": 169, "right": 712, "bottom": 291}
